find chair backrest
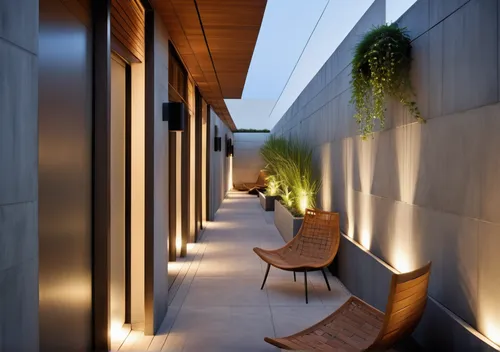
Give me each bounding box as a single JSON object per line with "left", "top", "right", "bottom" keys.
{"left": 370, "top": 262, "right": 432, "bottom": 350}
{"left": 292, "top": 209, "right": 340, "bottom": 264}
{"left": 256, "top": 170, "right": 268, "bottom": 187}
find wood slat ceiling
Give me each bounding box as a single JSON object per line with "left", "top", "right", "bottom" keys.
{"left": 151, "top": 0, "right": 267, "bottom": 130}
{"left": 111, "top": 0, "right": 145, "bottom": 62}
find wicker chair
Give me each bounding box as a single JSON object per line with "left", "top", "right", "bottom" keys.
{"left": 264, "top": 262, "right": 432, "bottom": 351}
{"left": 233, "top": 169, "right": 268, "bottom": 193}
{"left": 253, "top": 209, "right": 340, "bottom": 303}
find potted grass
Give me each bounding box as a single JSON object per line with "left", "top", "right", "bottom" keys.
{"left": 258, "top": 175, "right": 280, "bottom": 211}
{"left": 273, "top": 186, "right": 304, "bottom": 242}
{"left": 260, "top": 136, "right": 320, "bottom": 242}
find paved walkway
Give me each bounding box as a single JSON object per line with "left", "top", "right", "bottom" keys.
{"left": 116, "top": 191, "right": 351, "bottom": 351}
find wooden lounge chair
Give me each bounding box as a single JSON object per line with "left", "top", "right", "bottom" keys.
{"left": 233, "top": 169, "right": 267, "bottom": 194}
{"left": 264, "top": 262, "right": 432, "bottom": 351}
{"left": 253, "top": 209, "right": 340, "bottom": 303}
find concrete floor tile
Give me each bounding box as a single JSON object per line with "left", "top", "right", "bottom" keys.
{"left": 183, "top": 276, "right": 270, "bottom": 307}
{"left": 120, "top": 193, "right": 352, "bottom": 351}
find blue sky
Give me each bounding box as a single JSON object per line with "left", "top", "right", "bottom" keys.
{"left": 233, "top": 0, "right": 417, "bottom": 129}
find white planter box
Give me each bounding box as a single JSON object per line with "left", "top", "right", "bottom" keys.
{"left": 274, "top": 200, "right": 303, "bottom": 243}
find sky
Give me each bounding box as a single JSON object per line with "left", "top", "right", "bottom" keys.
{"left": 227, "top": 0, "right": 418, "bottom": 130}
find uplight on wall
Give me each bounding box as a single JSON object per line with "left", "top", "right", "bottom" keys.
{"left": 393, "top": 249, "right": 411, "bottom": 273}
{"left": 483, "top": 321, "right": 500, "bottom": 346}
{"left": 176, "top": 236, "right": 182, "bottom": 252}
{"left": 299, "top": 191, "right": 309, "bottom": 214}
{"left": 110, "top": 322, "right": 129, "bottom": 342}
{"left": 360, "top": 229, "right": 372, "bottom": 251}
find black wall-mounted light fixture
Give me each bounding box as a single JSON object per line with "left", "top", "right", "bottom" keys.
{"left": 163, "top": 102, "right": 186, "bottom": 132}
{"left": 226, "top": 138, "right": 234, "bottom": 157}
{"left": 214, "top": 137, "right": 222, "bottom": 152}
{"left": 214, "top": 125, "right": 221, "bottom": 151}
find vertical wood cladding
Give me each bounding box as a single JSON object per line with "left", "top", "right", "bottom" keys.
{"left": 111, "top": 0, "right": 145, "bottom": 62}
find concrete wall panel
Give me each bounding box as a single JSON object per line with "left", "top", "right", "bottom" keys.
{"left": 0, "top": 0, "right": 38, "bottom": 53}
{"left": 477, "top": 221, "right": 500, "bottom": 345}
{"left": 232, "top": 133, "right": 268, "bottom": 185}
{"left": 272, "top": 0, "right": 500, "bottom": 348}
{"left": 441, "top": 0, "right": 497, "bottom": 116}
{"left": 149, "top": 12, "right": 171, "bottom": 333}
{"left": 429, "top": 0, "right": 469, "bottom": 28}
{"left": 412, "top": 206, "right": 479, "bottom": 326}
{"left": 0, "top": 257, "right": 39, "bottom": 351}
{"left": 413, "top": 109, "right": 481, "bottom": 219}
{"left": 397, "top": 0, "right": 430, "bottom": 39}
{"left": 0, "top": 1, "right": 39, "bottom": 350}
{"left": 0, "top": 40, "right": 38, "bottom": 205}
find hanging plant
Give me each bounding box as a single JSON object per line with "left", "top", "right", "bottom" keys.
{"left": 350, "top": 24, "right": 425, "bottom": 139}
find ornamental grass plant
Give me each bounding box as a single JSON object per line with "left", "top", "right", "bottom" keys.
{"left": 260, "top": 136, "right": 320, "bottom": 216}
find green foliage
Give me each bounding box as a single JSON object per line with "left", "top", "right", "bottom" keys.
{"left": 234, "top": 128, "right": 270, "bottom": 133}
{"left": 265, "top": 175, "right": 280, "bottom": 196}
{"left": 260, "top": 136, "right": 320, "bottom": 215}
{"left": 280, "top": 185, "right": 294, "bottom": 208}
{"left": 350, "top": 23, "right": 425, "bottom": 139}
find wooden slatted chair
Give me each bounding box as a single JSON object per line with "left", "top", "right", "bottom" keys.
{"left": 264, "top": 262, "right": 432, "bottom": 351}
{"left": 253, "top": 209, "right": 340, "bottom": 303}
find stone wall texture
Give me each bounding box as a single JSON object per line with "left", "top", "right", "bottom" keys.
{"left": 272, "top": 0, "right": 500, "bottom": 348}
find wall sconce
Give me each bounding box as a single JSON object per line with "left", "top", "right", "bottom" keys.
{"left": 214, "top": 137, "right": 222, "bottom": 152}
{"left": 214, "top": 125, "right": 221, "bottom": 151}
{"left": 163, "top": 102, "right": 185, "bottom": 132}
{"left": 226, "top": 138, "right": 234, "bottom": 157}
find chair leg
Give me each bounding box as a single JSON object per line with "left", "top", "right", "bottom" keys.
{"left": 321, "top": 268, "right": 331, "bottom": 291}
{"left": 261, "top": 264, "right": 271, "bottom": 290}
{"left": 304, "top": 270, "right": 308, "bottom": 304}
{"left": 293, "top": 271, "right": 296, "bottom": 282}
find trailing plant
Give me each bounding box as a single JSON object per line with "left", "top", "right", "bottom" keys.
{"left": 350, "top": 23, "right": 425, "bottom": 139}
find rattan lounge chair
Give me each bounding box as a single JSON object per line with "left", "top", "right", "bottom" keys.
{"left": 233, "top": 169, "right": 267, "bottom": 193}
{"left": 253, "top": 209, "right": 340, "bottom": 303}
{"left": 264, "top": 262, "right": 432, "bottom": 351}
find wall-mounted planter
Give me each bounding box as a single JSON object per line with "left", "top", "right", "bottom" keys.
{"left": 258, "top": 191, "right": 279, "bottom": 211}
{"left": 274, "top": 200, "right": 303, "bottom": 243}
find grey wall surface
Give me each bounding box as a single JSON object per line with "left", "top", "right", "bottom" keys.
{"left": 233, "top": 132, "right": 268, "bottom": 185}
{"left": 272, "top": 0, "right": 500, "bottom": 348}
{"left": 38, "top": 0, "right": 94, "bottom": 350}
{"left": 0, "top": 0, "right": 39, "bottom": 351}
{"left": 209, "top": 110, "right": 233, "bottom": 220}
{"left": 146, "top": 11, "right": 170, "bottom": 334}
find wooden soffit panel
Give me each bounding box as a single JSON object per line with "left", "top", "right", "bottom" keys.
{"left": 150, "top": 0, "right": 266, "bottom": 130}
{"left": 111, "top": 0, "right": 145, "bottom": 62}
{"left": 196, "top": 0, "right": 266, "bottom": 98}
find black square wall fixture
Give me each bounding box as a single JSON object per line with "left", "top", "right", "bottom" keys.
{"left": 163, "top": 102, "right": 185, "bottom": 132}
{"left": 214, "top": 137, "right": 222, "bottom": 152}
{"left": 226, "top": 138, "right": 234, "bottom": 157}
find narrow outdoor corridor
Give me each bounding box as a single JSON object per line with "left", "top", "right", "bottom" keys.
{"left": 115, "top": 192, "right": 351, "bottom": 351}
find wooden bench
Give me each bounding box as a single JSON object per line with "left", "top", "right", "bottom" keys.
{"left": 264, "top": 262, "right": 432, "bottom": 351}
